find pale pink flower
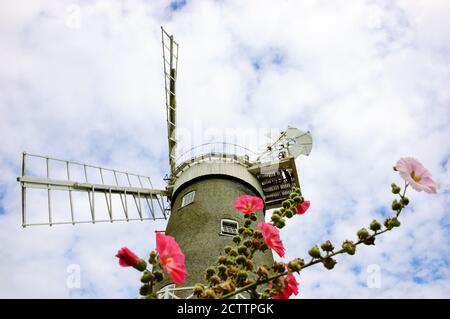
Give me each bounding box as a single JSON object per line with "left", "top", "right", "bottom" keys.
{"left": 234, "top": 195, "right": 264, "bottom": 214}
{"left": 156, "top": 233, "right": 188, "bottom": 285}
{"left": 258, "top": 222, "right": 285, "bottom": 257}
{"left": 395, "top": 157, "right": 438, "bottom": 193}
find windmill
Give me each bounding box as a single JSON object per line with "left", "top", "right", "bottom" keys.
{"left": 16, "top": 27, "right": 313, "bottom": 298}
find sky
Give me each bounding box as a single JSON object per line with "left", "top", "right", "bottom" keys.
{"left": 0, "top": 0, "right": 449, "bottom": 298}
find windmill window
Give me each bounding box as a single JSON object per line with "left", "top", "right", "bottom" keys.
{"left": 221, "top": 219, "right": 238, "bottom": 236}
{"left": 181, "top": 190, "right": 196, "bottom": 208}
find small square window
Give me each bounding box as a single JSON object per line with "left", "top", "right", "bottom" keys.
{"left": 181, "top": 190, "right": 196, "bottom": 208}
{"left": 221, "top": 219, "right": 238, "bottom": 236}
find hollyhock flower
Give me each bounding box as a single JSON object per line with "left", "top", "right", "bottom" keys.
{"left": 395, "top": 157, "right": 438, "bottom": 193}
{"left": 156, "top": 232, "right": 188, "bottom": 285}
{"left": 234, "top": 195, "right": 264, "bottom": 214}
{"left": 116, "top": 247, "right": 146, "bottom": 271}
{"left": 257, "top": 222, "right": 285, "bottom": 257}
{"left": 295, "top": 200, "right": 310, "bottom": 215}
{"left": 272, "top": 273, "right": 299, "bottom": 299}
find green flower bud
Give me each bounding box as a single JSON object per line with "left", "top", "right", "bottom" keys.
{"left": 237, "top": 269, "right": 248, "bottom": 281}
{"left": 342, "top": 240, "right": 356, "bottom": 255}
{"left": 236, "top": 255, "right": 247, "bottom": 265}
{"left": 282, "top": 200, "right": 291, "bottom": 209}
{"left": 217, "top": 264, "right": 227, "bottom": 273}
{"left": 357, "top": 228, "right": 370, "bottom": 241}
{"left": 321, "top": 240, "right": 335, "bottom": 252}
{"left": 288, "top": 260, "right": 301, "bottom": 272}
{"left": 229, "top": 249, "right": 238, "bottom": 257}
{"left": 209, "top": 274, "right": 221, "bottom": 285}
{"left": 153, "top": 270, "right": 163, "bottom": 282}
{"left": 271, "top": 213, "right": 281, "bottom": 222}
{"left": 244, "top": 219, "right": 252, "bottom": 227}
{"left": 243, "top": 239, "right": 253, "bottom": 247}
{"left": 391, "top": 183, "right": 401, "bottom": 194}
{"left": 193, "top": 284, "right": 205, "bottom": 296}
{"left": 273, "top": 261, "right": 286, "bottom": 273}
{"left": 206, "top": 267, "right": 215, "bottom": 276}
{"left": 323, "top": 257, "right": 337, "bottom": 270}
{"left": 238, "top": 227, "right": 245, "bottom": 234}
{"left": 285, "top": 209, "right": 294, "bottom": 218}
{"left": 293, "top": 196, "right": 302, "bottom": 203}
{"left": 388, "top": 217, "right": 401, "bottom": 228}
{"left": 140, "top": 271, "right": 154, "bottom": 283}
{"left": 276, "top": 219, "right": 286, "bottom": 229}
{"left": 392, "top": 199, "right": 402, "bottom": 211}
{"left": 218, "top": 256, "right": 227, "bottom": 264}
{"left": 308, "top": 245, "right": 321, "bottom": 259}
{"left": 370, "top": 219, "right": 382, "bottom": 232}
{"left": 224, "top": 245, "right": 233, "bottom": 254}
{"left": 243, "top": 229, "right": 253, "bottom": 237}
{"left": 233, "top": 236, "right": 242, "bottom": 244}
{"left": 250, "top": 214, "right": 257, "bottom": 221}
{"left": 139, "top": 284, "right": 150, "bottom": 296}
{"left": 384, "top": 218, "right": 392, "bottom": 229}
{"left": 148, "top": 251, "right": 157, "bottom": 264}
{"left": 364, "top": 236, "right": 376, "bottom": 245}
{"left": 133, "top": 259, "right": 147, "bottom": 272}
{"left": 237, "top": 245, "right": 247, "bottom": 255}
{"left": 400, "top": 197, "right": 409, "bottom": 206}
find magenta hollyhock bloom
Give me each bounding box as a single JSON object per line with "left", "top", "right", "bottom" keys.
{"left": 272, "top": 273, "right": 299, "bottom": 299}
{"left": 257, "top": 222, "right": 285, "bottom": 257}
{"left": 395, "top": 157, "right": 438, "bottom": 193}
{"left": 116, "top": 247, "right": 140, "bottom": 267}
{"left": 295, "top": 200, "right": 310, "bottom": 215}
{"left": 156, "top": 233, "right": 188, "bottom": 285}
{"left": 234, "top": 195, "right": 264, "bottom": 214}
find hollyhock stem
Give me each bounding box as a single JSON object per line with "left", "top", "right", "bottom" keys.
{"left": 222, "top": 189, "right": 409, "bottom": 299}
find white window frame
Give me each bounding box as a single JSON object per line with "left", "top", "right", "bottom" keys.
{"left": 181, "top": 190, "right": 196, "bottom": 208}
{"left": 221, "top": 219, "right": 239, "bottom": 236}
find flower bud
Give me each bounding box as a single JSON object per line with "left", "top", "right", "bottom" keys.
{"left": 218, "top": 264, "right": 227, "bottom": 274}
{"left": 226, "top": 265, "right": 238, "bottom": 278}
{"left": 273, "top": 261, "right": 286, "bottom": 273}
{"left": 342, "top": 240, "right": 356, "bottom": 255}
{"left": 218, "top": 255, "right": 227, "bottom": 264}
{"left": 370, "top": 219, "right": 381, "bottom": 232}
{"left": 237, "top": 269, "right": 248, "bottom": 281}
{"left": 238, "top": 227, "right": 245, "bottom": 234}
{"left": 206, "top": 267, "right": 215, "bottom": 276}
{"left": 400, "top": 197, "right": 409, "bottom": 206}
{"left": 153, "top": 270, "right": 163, "bottom": 282}
{"left": 282, "top": 200, "right": 291, "bottom": 209}
{"left": 388, "top": 217, "right": 401, "bottom": 228}
{"left": 133, "top": 259, "right": 147, "bottom": 272}
{"left": 244, "top": 220, "right": 252, "bottom": 227}
{"left": 236, "top": 255, "right": 247, "bottom": 265}
{"left": 288, "top": 260, "right": 301, "bottom": 272}
{"left": 253, "top": 230, "right": 263, "bottom": 239}
{"left": 243, "top": 239, "right": 252, "bottom": 247}
{"left": 308, "top": 245, "right": 321, "bottom": 259}
{"left": 140, "top": 271, "right": 154, "bottom": 283}
{"left": 276, "top": 219, "right": 286, "bottom": 229}
{"left": 139, "top": 284, "right": 150, "bottom": 296}
{"left": 203, "top": 288, "right": 216, "bottom": 299}
{"left": 391, "top": 183, "right": 401, "bottom": 194}
{"left": 293, "top": 196, "right": 303, "bottom": 203}
{"left": 245, "top": 259, "right": 255, "bottom": 271}
{"left": 391, "top": 199, "right": 402, "bottom": 211}
{"left": 219, "top": 281, "right": 233, "bottom": 294}
{"left": 233, "top": 236, "right": 242, "bottom": 244}
{"left": 321, "top": 240, "right": 334, "bottom": 252}
{"left": 250, "top": 214, "right": 257, "bottom": 221}
{"left": 285, "top": 209, "right": 294, "bottom": 218}
{"left": 271, "top": 213, "right": 281, "bottom": 223}
{"left": 364, "top": 236, "right": 376, "bottom": 245}
{"left": 257, "top": 266, "right": 270, "bottom": 278}
{"left": 148, "top": 251, "right": 157, "bottom": 264}
{"left": 322, "top": 257, "right": 337, "bottom": 270}
{"left": 193, "top": 284, "right": 205, "bottom": 296}
{"left": 224, "top": 245, "right": 233, "bottom": 254}
{"left": 209, "top": 275, "right": 221, "bottom": 285}
{"left": 357, "top": 228, "right": 370, "bottom": 241}
{"left": 243, "top": 229, "right": 253, "bottom": 237}
{"left": 237, "top": 245, "right": 248, "bottom": 255}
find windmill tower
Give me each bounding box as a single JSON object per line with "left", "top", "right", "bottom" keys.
{"left": 17, "top": 28, "right": 313, "bottom": 299}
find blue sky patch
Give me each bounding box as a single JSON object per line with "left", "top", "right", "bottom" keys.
{"left": 170, "top": 0, "right": 187, "bottom": 11}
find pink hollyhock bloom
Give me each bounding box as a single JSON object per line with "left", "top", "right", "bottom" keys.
{"left": 272, "top": 273, "right": 299, "bottom": 299}
{"left": 395, "top": 157, "right": 438, "bottom": 193}
{"left": 116, "top": 247, "right": 140, "bottom": 267}
{"left": 234, "top": 195, "right": 264, "bottom": 214}
{"left": 295, "top": 200, "right": 310, "bottom": 215}
{"left": 258, "top": 222, "right": 285, "bottom": 257}
{"left": 156, "top": 233, "right": 188, "bottom": 285}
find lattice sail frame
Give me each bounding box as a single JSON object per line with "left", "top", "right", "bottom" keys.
{"left": 17, "top": 152, "right": 169, "bottom": 227}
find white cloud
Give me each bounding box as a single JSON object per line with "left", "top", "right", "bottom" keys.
{"left": 0, "top": 0, "right": 449, "bottom": 298}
